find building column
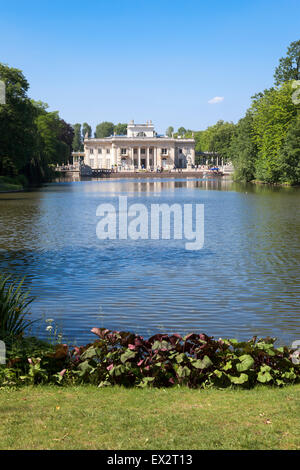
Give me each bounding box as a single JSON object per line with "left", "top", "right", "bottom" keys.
{"left": 138, "top": 148, "right": 141, "bottom": 169}
{"left": 128, "top": 147, "right": 131, "bottom": 169}
{"left": 157, "top": 148, "right": 161, "bottom": 168}
{"left": 171, "top": 147, "right": 175, "bottom": 168}
{"left": 158, "top": 148, "right": 161, "bottom": 168}
{"left": 117, "top": 147, "right": 121, "bottom": 168}
{"left": 146, "top": 147, "right": 150, "bottom": 170}
{"left": 191, "top": 148, "right": 195, "bottom": 166}
{"left": 112, "top": 144, "right": 117, "bottom": 167}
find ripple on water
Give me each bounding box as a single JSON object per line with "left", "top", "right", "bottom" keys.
{"left": 0, "top": 178, "right": 299, "bottom": 345}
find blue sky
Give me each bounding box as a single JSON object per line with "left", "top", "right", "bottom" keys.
{"left": 1, "top": 0, "right": 299, "bottom": 134}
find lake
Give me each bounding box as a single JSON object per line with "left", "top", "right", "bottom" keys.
{"left": 0, "top": 176, "right": 299, "bottom": 346}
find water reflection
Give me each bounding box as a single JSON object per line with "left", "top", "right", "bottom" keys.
{"left": 0, "top": 177, "right": 299, "bottom": 345}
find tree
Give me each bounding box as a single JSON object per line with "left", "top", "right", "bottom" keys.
{"left": 251, "top": 83, "right": 297, "bottom": 182}
{"left": 35, "top": 111, "right": 68, "bottom": 165}
{"left": 194, "top": 131, "right": 204, "bottom": 153}
{"left": 209, "top": 121, "right": 235, "bottom": 161}
{"left": 60, "top": 119, "right": 74, "bottom": 152}
{"left": 82, "top": 122, "right": 92, "bottom": 139}
{"left": 31, "top": 100, "right": 49, "bottom": 112}
{"left": 0, "top": 155, "right": 18, "bottom": 177}
{"left": 0, "top": 63, "right": 75, "bottom": 183}
{"left": 278, "top": 115, "right": 300, "bottom": 184}
{"left": 114, "top": 123, "right": 127, "bottom": 135}
{"left": 274, "top": 40, "right": 300, "bottom": 85}
{"left": 72, "top": 123, "right": 82, "bottom": 151}
{"left": 95, "top": 121, "right": 114, "bottom": 138}
{"left": 177, "top": 127, "right": 186, "bottom": 136}
{"left": 0, "top": 64, "right": 37, "bottom": 176}
{"left": 166, "top": 126, "right": 174, "bottom": 137}
{"left": 193, "top": 121, "right": 235, "bottom": 162}
{"left": 230, "top": 112, "right": 257, "bottom": 181}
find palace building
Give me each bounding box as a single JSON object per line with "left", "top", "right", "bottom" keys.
{"left": 82, "top": 120, "right": 195, "bottom": 171}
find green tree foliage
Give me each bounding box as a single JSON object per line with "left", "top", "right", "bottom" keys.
{"left": 82, "top": 122, "right": 92, "bottom": 139}
{"left": 194, "top": 121, "right": 235, "bottom": 162}
{"left": 72, "top": 123, "right": 82, "bottom": 151}
{"left": 114, "top": 123, "right": 127, "bottom": 135}
{"left": 278, "top": 115, "right": 300, "bottom": 184}
{"left": 230, "top": 112, "right": 257, "bottom": 181}
{"left": 59, "top": 120, "right": 74, "bottom": 152}
{"left": 274, "top": 40, "right": 300, "bottom": 85}
{"left": 228, "top": 39, "right": 300, "bottom": 184}
{"left": 0, "top": 64, "right": 73, "bottom": 185}
{"left": 251, "top": 83, "right": 297, "bottom": 183}
{"left": 209, "top": 121, "right": 235, "bottom": 161}
{"left": 177, "top": 126, "right": 186, "bottom": 136}
{"left": 0, "top": 65, "right": 37, "bottom": 178}
{"left": 166, "top": 126, "right": 174, "bottom": 137}
{"left": 35, "top": 112, "right": 70, "bottom": 166}
{"left": 194, "top": 131, "right": 204, "bottom": 153}
{"left": 95, "top": 121, "right": 114, "bottom": 138}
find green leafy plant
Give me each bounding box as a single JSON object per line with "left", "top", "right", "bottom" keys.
{"left": 0, "top": 275, "right": 36, "bottom": 342}
{"left": 1, "top": 328, "right": 299, "bottom": 389}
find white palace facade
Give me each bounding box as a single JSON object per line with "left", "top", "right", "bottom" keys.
{"left": 82, "top": 120, "right": 195, "bottom": 171}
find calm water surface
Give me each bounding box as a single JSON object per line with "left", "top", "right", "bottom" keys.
{"left": 0, "top": 177, "right": 299, "bottom": 345}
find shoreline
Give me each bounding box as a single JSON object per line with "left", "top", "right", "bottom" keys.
{"left": 0, "top": 187, "right": 24, "bottom": 194}
{"left": 77, "top": 170, "right": 227, "bottom": 179}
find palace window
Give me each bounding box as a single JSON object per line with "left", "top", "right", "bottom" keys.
{"left": 121, "top": 148, "right": 127, "bottom": 155}
{"left": 161, "top": 148, "right": 168, "bottom": 155}
{"left": 149, "top": 148, "right": 153, "bottom": 154}
{"left": 106, "top": 148, "right": 110, "bottom": 154}
{"left": 98, "top": 148, "right": 102, "bottom": 154}
{"left": 141, "top": 148, "right": 146, "bottom": 155}
{"left": 134, "top": 149, "right": 137, "bottom": 155}
{"left": 179, "top": 149, "right": 182, "bottom": 154}
{"left": 89, "top": 148, "right": 94, "bottom": 154}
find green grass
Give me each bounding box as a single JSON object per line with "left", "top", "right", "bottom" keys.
{"left": 0, "top": 182, "right": 23, "bottom": 191}
{"left": 0, "top": 175, "right": 27, "bottom": 192}
{"left": 0, "top": 385, "right": 299, "bottom": 450}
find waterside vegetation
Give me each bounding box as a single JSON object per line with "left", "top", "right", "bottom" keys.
{"left": 0, "top": 276, "right": 299, "bottom": 390}
{"left": 0, "top": 64, "right": 74, "bottom": 189}
{"left": 1, "top": 40, "right": 299, "bottom": 189}
{"left": 179, "top": 40, "right": 300, "bottom": 185}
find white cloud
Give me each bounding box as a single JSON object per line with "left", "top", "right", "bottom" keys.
{"left": 208, "top": 96, "right": 224, "bottom": 104}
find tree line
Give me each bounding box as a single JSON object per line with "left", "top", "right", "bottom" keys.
{"left": 1, "top": 40, "right": 299, "bottom": 186}
{"left": 0, "top": 64, "right": 74, "bottom": 186}
{"left": 72, "top": 122, "right": 128, "bottom": 151}
{"left": 167, "top": 40, "right": 300, "bottom": 184}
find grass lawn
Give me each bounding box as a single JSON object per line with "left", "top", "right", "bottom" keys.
{"left": 0, "top": 384, "right": 299, "bottom": 450}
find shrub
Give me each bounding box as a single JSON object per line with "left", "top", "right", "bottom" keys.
{"left": 0, "top": 328, "right": 299, "bottom": 388}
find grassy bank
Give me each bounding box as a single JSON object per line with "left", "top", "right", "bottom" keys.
{"left": 0, "top": 175, "right": 26, "bottom": 192}
{"left": 0, "top": 384, "right": 299, "bottom": 450}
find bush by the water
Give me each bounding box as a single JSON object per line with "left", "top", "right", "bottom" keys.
{"left": 1, "top": 328, "right": 299, "bottom": 388}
